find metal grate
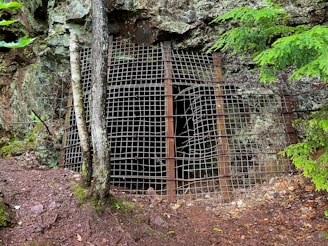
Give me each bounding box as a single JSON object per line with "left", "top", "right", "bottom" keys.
{"left": 61, "top": 37, "right": 295, "bottom": 202}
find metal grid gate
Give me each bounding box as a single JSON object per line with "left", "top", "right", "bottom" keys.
{"left": 60, "top": 37, "right": 295, "bottom": 202}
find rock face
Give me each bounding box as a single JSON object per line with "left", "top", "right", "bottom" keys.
{"left": 0, "top": 0, "right": 327, "bottom": 134}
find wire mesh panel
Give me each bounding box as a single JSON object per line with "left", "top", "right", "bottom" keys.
{"left": 61, "top": 38, "right": 294, "bottom": 201}
{"left": 171, "top": 50, "right": 220, "bottom": 198}
{"left": 222, "top": 85, "right": 291, "bottom": 194}
{"left": 107, "top": 39, "right": 167, "bottom": 194}
{"left": 170, "top": 49, "right": 292, "bottom": 200}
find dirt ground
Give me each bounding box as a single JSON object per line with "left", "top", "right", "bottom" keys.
{"left": 0, "top": 155, "right": 327, "bottom": 246}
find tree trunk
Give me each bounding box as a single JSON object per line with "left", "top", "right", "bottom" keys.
{"left": 90, "top": 0, "right": 111, "bottom": 201}
{"left": 69, "top": 32, "right": 92, "bottom": 187}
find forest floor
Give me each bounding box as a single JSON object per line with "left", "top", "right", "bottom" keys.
{"left": 0, "top": 155, "right": 327, "bottom": 246}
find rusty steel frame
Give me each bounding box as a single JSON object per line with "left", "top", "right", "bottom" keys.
{"left": 212, "top": 53, "right": 233, "bottom": 202}
{"left": 61, "top": 37, "right": 298, "bottom": 202}
{"left": 162, "top": 41, "right": 177, "bottom": 202}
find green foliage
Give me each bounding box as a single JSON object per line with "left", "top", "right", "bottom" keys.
{"left": 0, "top": 138, "right": 28, "bottom": 157}
{"left": 325, "top": 210, "right": 328, "bottom": 217}
{"left": 0, "top": 19, "right": 16, "bottom": 26}
{"left": 280, "top": 107, "right": 328, "bottom": 191}
{"left": 255, "top": 26, "right": 328, "bottom": 82}
{"left": 0, "top": 1, "right": 35, "bottom": 48}
{"left": 209, "top": 1, "right": 328, "bottom": 83}
{"left": 108, "top": 196, "right": 137, "bottom": 213}
{"left": 0, "top": 1, "right": 21, "bottom": 11}
{"left": 209, "top": 2, "right": 294, "bottom": 56}
{"left": 0, "top": 36, "right": 36, "bottom": 48}
{"left": 72, "top": 183, "right": 88, "bottom": 205}
{"left": 0, "top": 112, "right": 59, "bottom": 167}
{"left": 0, "top": 120, "right": 42, "bottom": 157}
{"left": 211, "top": 1, "right": 328, "bottom": 193}
{"left": 0, "top": 199, "right": 11, "bottom": 227}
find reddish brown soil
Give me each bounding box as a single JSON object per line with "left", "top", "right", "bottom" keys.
{"left": 0, "top": 155, "right": 327, "bottom": 246}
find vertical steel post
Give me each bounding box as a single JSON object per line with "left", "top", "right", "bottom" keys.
{"left": 212, "top": 53, "right": 233, "bottom": 202}
{"left": 162, "top": 41, "right": 176, "bottom": 202}
{"left": 282, "top": 94, "right": 298, "bottom": 145}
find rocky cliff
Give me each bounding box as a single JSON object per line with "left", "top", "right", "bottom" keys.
{"left": 0, "top": 0, "right": 327, "bottom": 136}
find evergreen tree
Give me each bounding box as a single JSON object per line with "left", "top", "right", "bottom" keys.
{"left": 210, "top": 1, "right": 328, "bottom": 192}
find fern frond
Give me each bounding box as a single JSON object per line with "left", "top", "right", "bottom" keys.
{"left": 0, "top": 1, "right": 22, "bottom": 11}
{"left": 209, "top": 2, "right": 294, "bottom": 55}
{"left": 0, "top": 19, "right": 16, "bottom": 26}
{"left": 0, "top": 36, "right": 36, "bottom": 48}
{"left": 254, "top": 25, "right": 328, "bottom": 82}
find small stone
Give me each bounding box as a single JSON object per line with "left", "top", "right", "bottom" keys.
{"left": 49, "top": 201, "right": 56, "bottom": 210}
{"left": 151, "top": 216, "right": 169, "bottom": 228}
{"left": 102, "top": 238, "right": 109, "bottom": 243}
{"left": 288, "top": 186, "right": 295, "bottom": 191}
{"left": 305, "top": 185, "right": 315, "bottom": 192}
{"left": 72, "top": 174, "right": 81, "bottom": 181}
{"left": 268, "top": 192, "right": 279, "bottom": 199}
{"left": 31, "top": 204, "right": 44, "bottom": 214}
{"left": 146, "top": 187, "right": 156, "bottom": 199}
{"left": 316, "top": 231, "right": 327, "bottom": 240}
{"left": 34, "top": 226, "right": 43, "bottom": 233}
{"left": 236, "top": 200, "right": 244, "bottom": 208}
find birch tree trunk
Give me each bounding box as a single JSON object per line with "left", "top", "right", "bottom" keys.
{"left": 91, "top": 0, "right": 111, "bottom": 201}
{"left": 69, "top": 32, "right": 92, "bottom": 187}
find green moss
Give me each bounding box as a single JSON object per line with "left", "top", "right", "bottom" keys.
{"left": 0, "top": 121, "right": 42, "bottom": 158}
{"left": 0, "top": 139, "right": 26, "bottom": 157}
{"left": 121, "top": 199, "right": 137, "bottom": 213}
{"left": 72, "top": 183, "right": 88, "bottom": 205}
{"left": 0, "top": 198, "right": 11, "bottom": 227}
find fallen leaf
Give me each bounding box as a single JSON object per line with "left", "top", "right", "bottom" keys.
{"left": 17, "top": 221, "right": 23, "bottom": 225}
{"left": 171, "top": 203, "right": 181, "bottom": 210}
{"left": 77, "top": 234, "right": 82, "bottom": 242}
{"left": 305, "top": 185, "right": 315, "bottom": 192}
{"left": 167, "top": 230, "right": 175, "bottom": 235}
{"left": 316, "top": 224, "right": 328, "bottom": 231}
{"left": 213, "top": 228, "right": 223, "bottom": 233}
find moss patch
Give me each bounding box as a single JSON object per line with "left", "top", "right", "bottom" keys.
{"left": 0, "top": 197, "right": 11, "bottom": 227}
{"left": 72, "top": 183, "right": 88, "bottom": 205}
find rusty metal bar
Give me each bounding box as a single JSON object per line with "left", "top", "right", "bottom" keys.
{"left": 212, "top": 53, "right": 233, "bottom": 202}
{"left": 162, "top": 41, "right": 176, "bottom": 202}
{"left": 283, "top": 94, "right": 298, "bottom": 145}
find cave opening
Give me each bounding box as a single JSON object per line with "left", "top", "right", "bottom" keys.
{"left": 173, "top": 84, "right": 192, "bottom": 183}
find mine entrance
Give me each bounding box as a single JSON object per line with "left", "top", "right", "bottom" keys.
{"left": 61, "top": 37, "right": 296, "bottom": 202}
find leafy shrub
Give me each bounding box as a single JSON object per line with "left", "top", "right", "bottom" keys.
{"left": 280, "top": 107, "right": 328, "bottom": 191}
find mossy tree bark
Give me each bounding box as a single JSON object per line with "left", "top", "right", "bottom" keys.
{"left": 69, "top": 32, "right": 92, "bottom": 187}
{"left": 90, "top": 0, "right": 111, "bottom": 202}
